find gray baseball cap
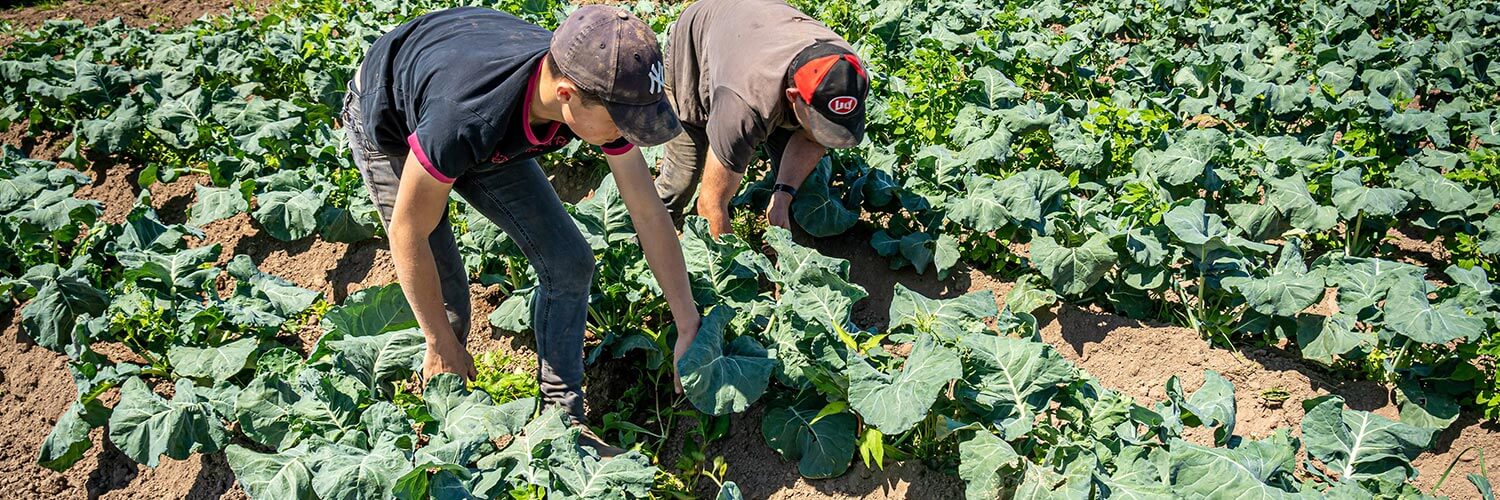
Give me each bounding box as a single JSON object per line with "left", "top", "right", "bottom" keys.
{"left": 551, "top": 6, "right": 682, "bottom": 147}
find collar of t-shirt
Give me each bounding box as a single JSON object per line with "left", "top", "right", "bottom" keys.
{"left": 520, "top": 60, "right": 634, "bottom": 156}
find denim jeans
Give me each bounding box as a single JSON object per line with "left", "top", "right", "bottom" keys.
{"left": 342, "top": 80, "right": 595, "bottom": 422}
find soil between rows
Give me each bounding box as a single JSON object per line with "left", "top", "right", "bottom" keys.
{"left": 1, "top": 1, "right": 1496, "bottom": 499}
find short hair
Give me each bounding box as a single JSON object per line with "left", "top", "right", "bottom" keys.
{"left": 545, "top": 53, "right": 604, "bottom": 107}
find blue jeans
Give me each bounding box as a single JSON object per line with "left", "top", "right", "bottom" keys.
{"left": 342, "top": 80, "right": 594, "bottom": 422}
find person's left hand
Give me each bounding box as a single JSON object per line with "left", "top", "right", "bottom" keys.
{"left": 766, "top": 191, "right": 793, "bottom": 229}
{"left": 671, "top": 316, "right": 701, "bottom": 395}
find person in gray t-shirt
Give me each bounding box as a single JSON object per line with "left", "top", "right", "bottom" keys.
{"left": 655, "top": 0, "right": 870, "bottom": 235}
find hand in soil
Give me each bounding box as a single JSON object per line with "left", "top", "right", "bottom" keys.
{"left": 423, "top": 340, "right": 476, "bottom": 382}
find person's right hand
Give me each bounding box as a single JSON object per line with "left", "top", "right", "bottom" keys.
{"left": 423, "top": 338, "right": 476, "bottom": 382}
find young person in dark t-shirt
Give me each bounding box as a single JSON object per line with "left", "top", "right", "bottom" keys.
{"left": 655, "top": 0, "right": 870, "bottom": 235}
{"left": 344, "top": 6, "right": 698, "bottom": 456}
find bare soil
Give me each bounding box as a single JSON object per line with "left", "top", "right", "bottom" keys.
{"left": 0, "top": 0, "right": 275, "bottom": 32}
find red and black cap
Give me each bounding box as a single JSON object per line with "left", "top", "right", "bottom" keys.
{"left": 788, "top": 42, "right": 869, "bottom": 148}
{"left": 551, "top": 6, "right": 682, "bottom": 147}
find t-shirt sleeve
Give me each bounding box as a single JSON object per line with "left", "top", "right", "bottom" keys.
{"left": 600, "top": 137, "right": 635, "bottom": 156}
{"left": 406, "top": 97, "right": 497, "bottom": 183}
{"left": 704, "top": 87, "right": 768, "bottom": 173}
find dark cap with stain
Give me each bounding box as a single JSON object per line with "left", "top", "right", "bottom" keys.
{"left": 551, "top": 6, "right": 682, "bottom": 146}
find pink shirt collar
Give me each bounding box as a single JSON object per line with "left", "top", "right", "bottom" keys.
{"left": 522, "top": 57, "right": 563, "bottom": 146}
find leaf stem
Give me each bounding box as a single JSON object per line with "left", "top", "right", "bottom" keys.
{"left": 1432, "top": 446, "right": 1480, "bottom": 493}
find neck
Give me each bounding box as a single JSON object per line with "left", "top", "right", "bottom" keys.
{"left": 530, "top": 59, "right": 565, "bottom": 124}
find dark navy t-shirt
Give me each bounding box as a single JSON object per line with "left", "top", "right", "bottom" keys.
{"left": 358, "top": 7, "right": 631, "bottom": 183}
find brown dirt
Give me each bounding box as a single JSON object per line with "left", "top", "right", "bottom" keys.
{"left": 0, "top": 0, "right": 274, "bottom": 32}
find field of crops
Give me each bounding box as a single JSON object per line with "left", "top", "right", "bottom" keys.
{"left": 1, "top": 0, "right": 1498, "bottom": 498}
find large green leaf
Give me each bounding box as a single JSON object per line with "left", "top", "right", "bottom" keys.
{"left": 680, "top": 216, "right": 769, "bottom": 304}
{"left": 21, "top": 267, "right": 107, "bottom": 351}
{"left": 888, "top": 284, "right": 997, "bottom": 342}
{"left": 1331, "top": 168, "right": 1413, "bottom": 219}
{"left": 848, "top": 334, "right": 962, "bottom": 434}
{"left": 117, "top": 245, "right": 221, "bottom": 296}
{"left": 38, "top": 401, "right": 102, "bottom": 472}
{"left": 957, "top": 431, "right": 1020, "bottom": 500}
{"left": 958, "top": 335, "right": 1076, "bottom": 439}
{"left": 1391, "top": 162, "right": 1475, "bottom": 213}
{"left": 423, "top": 373, "right": 533, "bottom": 441}
{"left": 1302, "top": 395, "right": 1431, "bottom": 485}
{"left": 1321, "top": 256, "right": 1424, "bottom": 314}
{"left": 1161, "top": 371, "right": 1237, "bottom": 446}
{"left": 764, "top": 225, "right": 850, "bottom": 286}
{"left": 1167, "top": 431, "right": 1305, "bottom": 499}
{"left": 1395, "top": 379, "right": 1461, "bottom": 432}
{"left": 548, "top": 446, "right": 656, "bottom": 499}
{"left": 1164, "top": 199, "right": 1230, "bottom": 256}
{"left": 1384, "top": 281, "right": 1485, "bottom": 344}
{"left": 1140, "top": 128, "right": 1228, "bottom": 186}
{"left": 1265, "top": 173, "right": 1338, "bottom": 233}
{"left": 107, "top": 378, "right": 230, "bottom": 467}
{"left": 189, "top": 182, "right": 250, "bottom": 227}
{"left": 235, "top": 372, "right": 299, "bottom": 450}
{"left": 227, "top": 443, "right": 315, "bottom": 500}
{"left": 947, "top": 175, "right": 1012, "bottom": 233}
{"left": 290, "top": 376, "right": 362, "bottom": 442}
{"left": 574, "top": 173, "right": 636, "bottom": 244}
{"left": 1003, "top": 274, "right": 1058, "bottom": 314}
{"left": 776, "top": 269, "right": 866, "bottom": 333}
{"left": 254, "top": 187, "right": 325, "bottom": 241}
{"left": 0, "top": 168, "right": 52, "bottom": 213}
{"left": 489, "top": 407, "right": 574, "bottom": 488}
{"left": 1294, "top": 314, "right": 1368, "bottom": 365}
{"left": 1222, "top": 239, "right": 1325, "bottom": 317}
{"left": 317, "top": 205, "right": 379, "bottom": 243}
{"left": 308, "top": 441, "right": 413, "bottom": 500}
{"left": 1030, "top": 231, "right": 1117, "bottom": 296}
{"left": 677, "top": 306, "right": 776, "bottom": 415}
{"left": 968, "top": 66, "right": 1024, "bottom": 107}
{"left": 1052, "top": 120, "right": 1106, "bottom": 169}
{"left": 9, "top": 186, "right": 100, "bottom": 236}
{"left": 761, "top": 396, "right": 857, "bottom": 479}
{"left": 168, "top": 337, "right": 257, "bottom": 382}
{"left": 315, "top": 284, "right": 416, "bottom": 359}
{"left": 227, "top": 254, "right": 320, "bottom": 317}
{"left": 994, "top": 169, "right": 1070, "bottom": 225}
{"left": 328, "top": 327, "right": 425, "bottom": 394}
{"left": 791, "top": 159, "right": 858, "bottom": 237}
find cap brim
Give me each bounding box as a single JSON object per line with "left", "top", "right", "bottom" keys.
{"left": 802, "top": 108, "right": 865, "bottom": 149}
{"left": 605, "top": 98, "right": 683, "bottom": 147}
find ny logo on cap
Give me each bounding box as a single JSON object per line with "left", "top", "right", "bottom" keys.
{"left": 649, "top": 61, "right": 665, "bottom": 95}
{"left": 828, "top": 96, "right": 858, "bottom": 115}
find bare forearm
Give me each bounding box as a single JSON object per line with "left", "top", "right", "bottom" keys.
{"left": 605, "top": 149, "right": 700, "bottom": 331}
{"left": 391, "top": 227, "right": 460, "bottom": 346}
{"left": 774, "top": 141, "right": 826, "bottom": 189}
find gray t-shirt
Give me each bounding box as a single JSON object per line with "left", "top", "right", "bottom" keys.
{"left": 666, "top": 0, "right": 852, "bottom": 172}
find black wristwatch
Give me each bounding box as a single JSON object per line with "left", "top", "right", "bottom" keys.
{"left": 773, "top": 183, "right": 797, "bottom": 197}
